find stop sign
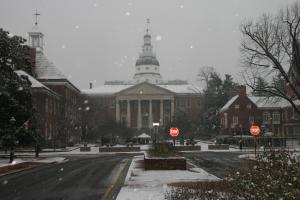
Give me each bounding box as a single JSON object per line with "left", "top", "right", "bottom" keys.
{"left": 169, "top": 127, "right": 179, "bottom": 137}
{"left": 250, "top": 125, "right": 260, "bottom": 136}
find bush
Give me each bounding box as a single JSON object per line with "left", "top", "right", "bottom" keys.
{"left": 148, "top": 142, "right": 176, "bottom": 157}
{"left": 165, "top": 150, "right": 300, "bottom": 200}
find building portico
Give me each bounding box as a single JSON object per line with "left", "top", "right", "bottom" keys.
{"left": 115, "top": 82, "right": 175, "bottom": 129}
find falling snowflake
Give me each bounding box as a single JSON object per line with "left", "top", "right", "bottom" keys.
{"left": 60, "top": 168, "right": 64, "bottom": 172}
{"left": 128, "top": 2, "right": 132, "bottom": 6}
{"left": 75, "top": 25, "right": 80, "bottom": 29}
{"left": 190, "top": 45, "right": 194, "bottom": 49}
{"left": 235, "top": 13, "right": 239, "bottom": 17}
{"left": 68, "top": 75, "right": 72, "bottom": 79}
{"left": 125, "top": 12, "right": 131, "bottom": 16}
{"left": 93, "top": 3, "right": 98, "bottom": 7}
{"left": 93, "top": 80, "right": 97, "bottom": 83}
{"left": 85, "top": 106, "right": 90, "bottom": 111}
{"left": 18, "top": 87, "right": 23, "bottom": 91}
{"left": 179, "top": 5, "right": 184, "bottom": 9}
{"left": 58, "top": 177, "right": 62, "bottom": 181}
{"left": 84, "top": 100, "right": 89, "bottom": 104}
{"left": 8, "top": 33, "right": 14, "bottom": 37}
{"left": 61, "top": 44, "right": 66, "bottom": 49}
{"left": 2, "top": 180, "right": 8, "bottom": 185}
{"left": 155, "top": 35, "right": 162, "bottom": 41}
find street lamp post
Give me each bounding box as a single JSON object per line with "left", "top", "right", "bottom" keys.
{"left": 9, "top": 117, "right": 16, "bottom": 163}
{"left": 153, "top": 122, "right": 159, "bottom": 144}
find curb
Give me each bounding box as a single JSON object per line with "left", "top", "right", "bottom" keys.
{"left": 101, "top": 159, "right": 131, "bottom": 200}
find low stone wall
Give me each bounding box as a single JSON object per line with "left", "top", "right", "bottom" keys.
{"left": 173, "top": 146, "right": 201, "bottom": 151}
{"left": 99, "top": 147, "right": 140, "bottom": 152}
{"left": 144, "top": 157, "right": 186, "bottom": 170}
{"left": 80, "top": 147, "right": 91, "bottom": 152}
{"left": 208, "top": 144, "right": 229, "bottom": 150}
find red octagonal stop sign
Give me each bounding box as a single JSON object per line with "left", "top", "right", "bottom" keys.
{"left": 250, "top": 124, "right": 260, "bottom": 136}
{"left": 170, "top": 127, "right": 179, "bottom": 137}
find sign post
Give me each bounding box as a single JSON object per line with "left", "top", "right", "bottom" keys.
{"left": 169, "top": 127, "right": 179, "bottom": 146}
{"left": 250, "top": 124, "right": 261, "bottom": 157}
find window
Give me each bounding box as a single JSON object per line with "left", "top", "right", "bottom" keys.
{"left": 292, "top": 108, "right": 300, "bottom": 120}
{"left": 272, "top": 112, "right": 280, "bottom": 124}
{"left": 293, "top": 127, "right": 300, "bottom": 137}
{"left": 221, "top": 117, "right": 225, "bottom": 126}
{"left": 45, "top": 98, "right": 48, "bottom": 113}
{"left": 233, "top": 116, "right": 238, "bottom": 125}
{"left": 263, "top": 112, "right": 270, "bottom": 124}
{"left": 249, "top": 116, "right": 254, "bottom": 124}
{"left": 247, "top": 104, "right": 252, "bottom": 109}
{"left": 235, "top": 104, "right": 240, "bottom": 109}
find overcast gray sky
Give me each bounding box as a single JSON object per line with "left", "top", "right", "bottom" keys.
{"left": 0, "top": 0, "right": 296, "bottom": 89}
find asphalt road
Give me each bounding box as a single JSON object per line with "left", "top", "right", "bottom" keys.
{"left": 181, "top": 152, "right": 249, "bottom": 178}
{"left": 0, "top": 154, "right": 133, "bottom": 200}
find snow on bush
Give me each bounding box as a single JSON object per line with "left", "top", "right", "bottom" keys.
{"left": 165, "top": 150, "right": 300, "bottom": 200}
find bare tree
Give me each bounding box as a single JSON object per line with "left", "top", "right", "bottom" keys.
{"left": 197, "top": 66, "right": 215, "bottom": 89}
{"left": 241, "top": 1, "right": 300, "bottom": 114}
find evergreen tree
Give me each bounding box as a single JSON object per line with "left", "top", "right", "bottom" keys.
{"left": 252, "top": 77, "right": 268, "bottom": 96}
{"left": 0, "top": 28, "right": 34, "bottom": 160}
{"left": 198, "top": 71, "right": 238, "bottom": 137}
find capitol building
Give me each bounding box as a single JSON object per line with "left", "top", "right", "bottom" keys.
{"left": 82, "top": 22, "right": 201, "bottom": 133}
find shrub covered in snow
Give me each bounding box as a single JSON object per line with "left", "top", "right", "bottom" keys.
{"left": 165, "top": 150, "right": 300, "bottom": 200}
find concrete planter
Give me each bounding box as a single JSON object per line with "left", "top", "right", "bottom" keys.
{"left": 99, "top": 147, "right": 140, "bottom": 152}
{"left": 208, "top": 144, "right": 229, "bottom": 150}
{"left": 80, "top": 147, "right": 91, "bottom": 152}
{"left": 144, "top": 156, "right": 186, "bottom": 170}
{"left": 173, "top": 145, "right": 201, "bottom": 151}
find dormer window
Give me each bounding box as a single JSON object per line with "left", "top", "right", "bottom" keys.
{"left": 235, "top": 104, "right": 240, "bottom": 109}
{"left": 247, "top": 104, "right": 252, "bottom": 109}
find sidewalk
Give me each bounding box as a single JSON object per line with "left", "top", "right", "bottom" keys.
{"left": 116, "top": 155, "right": 219, "bottom": 200}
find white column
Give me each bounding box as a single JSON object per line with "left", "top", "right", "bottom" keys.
{"left": 160, "top": 100, "right": 164, "bottom": 126}
{"left": 116, "top": 100, "right": 120, "bottom": 123}
{"left": 137, "top": 100, "right": 142, "bottom": 129}
{"left": 127, "top": 100, "right": 131, "bottom": 127}
{"left": 149, "top": 100, "right": 153, "bottom": 128}
{"left": 171, "top": 99, "right": 174, "bottom": 121}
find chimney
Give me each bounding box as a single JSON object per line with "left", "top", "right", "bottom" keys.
{"left": 89, "top": 82, "right": 93, "bottom": 89}
{"left": 236, "top": 85, "right": 246, "bottom": 96}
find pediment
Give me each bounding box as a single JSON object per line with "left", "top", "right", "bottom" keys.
{"left": 117, "top": 82, "right": 174, "bottom": 95}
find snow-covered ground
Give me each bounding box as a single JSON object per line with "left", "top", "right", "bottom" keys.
{"left": 116, "top": 156, "right": 219, "bottom": 200}
{"left": 0, "top": 157, "right": 66, "bottom": 168}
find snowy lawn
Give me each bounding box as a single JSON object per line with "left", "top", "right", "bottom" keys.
{"left": 116, "top": 156, "right": 219, "bottom": 200}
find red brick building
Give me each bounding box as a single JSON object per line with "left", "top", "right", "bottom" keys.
{"left": 219, "top": 85, "right": 300, "bottom": 138}
{"left": 22, "top": 22, "right": 82, "bottom": 147}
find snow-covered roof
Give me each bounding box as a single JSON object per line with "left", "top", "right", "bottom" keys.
{"left": 82, "top": 84, "right": 132, "bottom": 95}
{"left": 158, "top": 84, "right": 201, "bottom": 94}
{"left": 220, "top": 95, "right": 239, "bottom": 112}
{"left": 15, "top": 70, "right": 50, "bottom": 90}
{"left": 248, "top": 96, "right": 289, "bottom": 109}
{"left": 82, "top": 83, "right": 201, "bottom": 95}
{"left": 137, "top": 133, "right": 151, "bottom": 138}
{"left": 35, "top": 50, "right": 67, "bottom": 80}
